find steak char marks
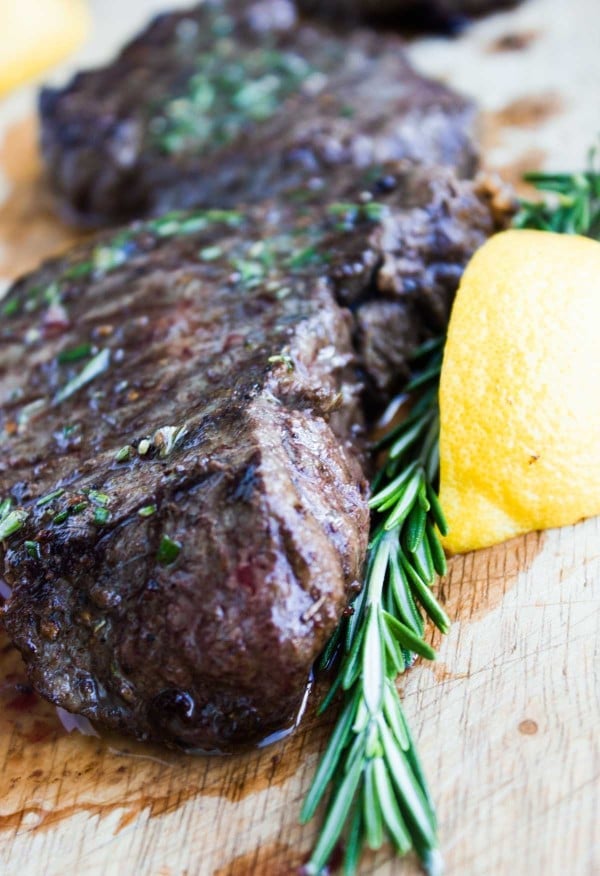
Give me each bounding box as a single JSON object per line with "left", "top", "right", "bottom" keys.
{"left": 0, "top": 209, "right": 368, "bottom": 750}
{"left": 0, "top": 170, "right": 509, "bottom": 749}
{"left": 40, "top": 0, "right": 477, "bottom": 225}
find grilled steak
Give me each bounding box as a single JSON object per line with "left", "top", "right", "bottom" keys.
{"left": 0, "top": 167, "right": 508, "bottom": 750}
{"left": 40, "top": 0, "right": 477, "bottom": 226}
{"left": 0, "top": 209, "right": 369, "bottom": 751}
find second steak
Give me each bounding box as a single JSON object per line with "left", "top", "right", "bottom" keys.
{"left": 40, "top": 0, "right": 477, "bottom": 225}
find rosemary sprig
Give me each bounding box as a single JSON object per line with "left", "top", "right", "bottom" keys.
{"left": 301, "top": 340, "right": 449, "bottom": 876}
{"left": 304, "top": 153, "right": 600, "bottom": 875}
{"left": 514, "top": 146, "right": 600, "bottom": 239}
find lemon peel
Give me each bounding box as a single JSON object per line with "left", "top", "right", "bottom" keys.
{"left": 0, "top": 0, "right": 89, "bottom": 98}
{"left": 439, "top": 228, "right": 600, "bottom": 554}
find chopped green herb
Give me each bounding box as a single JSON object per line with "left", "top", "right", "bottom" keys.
{"left": 287, "top": 246, "right": 322, "bottom": 270}
{"left": 93, "top": 507, "right": 111, "bottom": 526}
{"left": 0, "top": 497, "right": 13, "bottom": 520}
{"left": 199, "top": 245, "right": 223, "bottom": 261}
{"left": 36, "top": 488, "right": 65, "bottom": 508}
{"left": 87, "top": 490, "right": 110, "bottom": 507}
{"left": 138, "top": 504, "right": 157, "bottom": 518}
{"left": 268, "top": 354, "right": 295, "bottom": 372}
{"left": 92, "top": 233, "right": 133, "bottom": 274}
{"left": 53, "top": 348, "right": 110, "bottom": 405}
{"left": 2, "top": 298, "right": 19, "bottom": 317}
{"left": 327, "top": 200, "right": 386, "bottom": 227}
{"left": 115, "top": 445, "right": 134, "bottom": 463}
{"left": 0, "top": 509, "right": 28, "bottom": 540}
{"left": 52, "top": 510, "right": 69, "bottom": 525}
{"left": 204, "top": 209, "right": 244, "bottom": 227}
{"left": 150, "top": 215, "right": 182, "bottom": 237}
{"left": 57, "top": 343, "right": 93, "bottom": 365}
{"left": 363, "top": 201, "right": 387, "bottom": 222}
{"left": 71, "top": 502, "right": 88, "bottom": 515}
{"left": 327, "top": 201, "right": 360, "bottom": 218}
{"left": 157, "top": 534, "right": 182, "bottom": 566}
{"left": 234, "top": 258, "right": 265, "bottom": 286}
{"left": 62, "top": 261, "right": 93, "bottom": 280}
{"left": 138, "top": 438, "right": 151, "bottom": 456}
{"left": 156, "top": 47, "right": 313, "bottom": 156}
{"left": 43, "top": 282, "right": 61, "bottom": 306}
{"left": 146, "top": 209, "right": 243, "bottom": 239}
{"left": 25, "top": 540, "right": 41, "bottom": 559}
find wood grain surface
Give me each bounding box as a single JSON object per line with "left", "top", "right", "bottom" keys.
{"left": 1, "top": 1, "right": 599, "bottom": 874}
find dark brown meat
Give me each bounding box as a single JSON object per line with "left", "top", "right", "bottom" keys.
{"left": 298, "top": 0, "right": 522, "bottom": 30}
{"left": 0, "top": 210, "right": 368, "bottom": 751}
{"left": 0, "top": 167, "right": 510, "bottom": 750}
{"left": 39, "top": 0, "right": 477, "bottom": 226}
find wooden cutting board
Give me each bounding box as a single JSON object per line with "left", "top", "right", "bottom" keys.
{"left": 0, "top": 1, "right": 599, "bottom": 874}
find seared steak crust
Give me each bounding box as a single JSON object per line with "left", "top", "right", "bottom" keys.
{"left": 0, "top": 167, "right": 509, "bottom": 749}
{"left": 40, "top": 0, "right": 477, "bottom": 225}
{"left": 0, "top": 211, "right": 368, "bottom": 750}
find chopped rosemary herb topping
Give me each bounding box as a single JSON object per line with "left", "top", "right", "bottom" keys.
{"left": 53, "top": 348, "right": 110, "bottom": 406}
{"left": 62, "top": 260, "right": 93, "bottom": 280}
{"left": 93, "top": 507, "right": 111, "bottom": 526}
{"left": 157, "top": 535, "right": 182, "bottom": 566}
{"left": 0, "top": 509, "right": 28, "bottom": 540}
{"left": 25, "top": 540, "right": 41, "bottom": 559}
{"left": 57, "top": 343, "right": 93, "bottom": 365}
{"left": 2, "top": 298, "right": 19, "bottom": 317}
{"left": 156, "top": 46, "right": 313, "bottom": 156}
{"left": 286, "top": 246, "right": 323, "bottom": 270}
{"left": 87, "top": 490, "right": 110, "bottom": 507}
{"left": 115, "top": 445, "right": 134, "bottom": 463}
{"left": 52, "top": 510, "right": 69, "bottom": 525}
{"left": 199, "top": 245, "right": 223, "bottom": 261}
{"left": 327, "top": 200, "right": 387, "bottom": 230}
{"left": 36, "top": 488, "right": 65, "bottom": 507}
{"left": 268, "top": 354, "right": 295, "bottom": 372}
{"left": 147, "top": 209, "right": 243, "bottom": 239}
{"left": 92, "top": 233, "right": 133, "bottom": 274}
{"left": 138, "top": 504, "right": 157, "bottom": 518}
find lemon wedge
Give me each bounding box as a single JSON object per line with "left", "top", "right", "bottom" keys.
{"left": 439, "top": 228, "right": 600, "bottom": 553}
{"left": 0, "top": 0, "right": 89, "bottom": 98}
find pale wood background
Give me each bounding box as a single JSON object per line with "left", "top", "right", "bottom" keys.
{"left": 0, "top": 1, "right": 599, "bottom": 874}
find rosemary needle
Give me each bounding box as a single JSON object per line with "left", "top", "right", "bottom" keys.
{"left": 303, "top": 154, "right": 600, "bottom": 876}
{"left": 514, "top": 145, "right": 600, "bottom": 240}
{"left": 301, "top": 342, "right": 448, "bottom": 876}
